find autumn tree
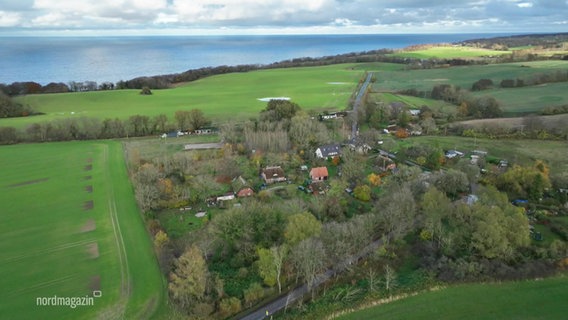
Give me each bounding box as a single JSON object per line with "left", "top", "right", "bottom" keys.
{"left": 169, "top": 245, "right": 208, "bottom": 311}
{"left": 368, "top": 173, "right": 382, "bottom": 186}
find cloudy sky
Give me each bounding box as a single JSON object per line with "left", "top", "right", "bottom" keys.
{"left": 0, "top": 0, "right": 567, "bottom": 35}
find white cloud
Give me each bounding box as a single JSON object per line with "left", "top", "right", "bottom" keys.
{"left": 0, "top": 11, "right": 21, "bottom": 27}
{"left": 0, "top": 0, "right": 565, "bottom": 34}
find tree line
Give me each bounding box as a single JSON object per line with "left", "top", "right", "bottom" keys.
{"left": 0, "top": 108, "right": 209, "bottom": 145}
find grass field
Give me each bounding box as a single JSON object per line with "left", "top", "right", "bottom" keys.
{"left": 471, "top": 82, "right": 568, "bottom": 114}
{"left": 389, "top": 46, "right": 511, "bottom": 59}
{"left": 5, "top": 63, "right": 369, "bottom": 129}
{"left": 373, "top": 60, "right": 568, "bottom": 93}
{"left": 338, "top": 275, "right": 568, "bottom": 320}
{"left": 0, "top": 141, "right": 164, "bottom": 319}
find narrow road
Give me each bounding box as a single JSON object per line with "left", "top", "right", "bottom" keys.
{"left": 351, "top": 72, "right": 374, "bottom": 139}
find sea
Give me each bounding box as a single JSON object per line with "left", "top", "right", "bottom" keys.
{"left": 0, "top": 33, "right": 514, "bottom": 85}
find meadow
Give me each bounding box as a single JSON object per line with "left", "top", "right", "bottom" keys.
{"left": 6, "top": 63, "right": 372, "bottom": 129}
{"left": 0, "top": 141, "right": 163, "bottom": 319}
{"left": 338, "top": 275, "right": 568, "bottom": 320}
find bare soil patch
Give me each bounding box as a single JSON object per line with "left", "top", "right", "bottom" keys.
{"left": 86, "top": 158, "right": 93, "bottom": 163}
{"left": 84, "top": 164, "right": 92, "bottom": 171}
{"left": 83, "top": 200, "right": 94, "bottom": 211}
{"left": 85, "top": 185, "right": 93, "bottom": 193}
{"left": 86, "top": 242, "right": 99, "bottom": 259}
{"left": 81, "top": 219, "right": 96, "bottom": 233}
{"left": 89, "top": 275, "right": 101, "bottom": 292}
{"left": 7, "top": 178, "right": 49, "bottom": 188}
{"left": 84, "top": 175, "right": 92, "bottom": 180}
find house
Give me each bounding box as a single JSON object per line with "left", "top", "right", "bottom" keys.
{"left": 237, "top": 187, "right": 254, "bottom": 198}
{"left": 315, "top": 144, "right": 341, "bottom": 159}
{"left": 310, "top": 167, "right": 329, "bottom": 181}
{"left": 261, "top": 166, "right": 287, "bottom": 184}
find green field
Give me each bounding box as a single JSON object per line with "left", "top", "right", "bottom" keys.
{"left": 389, "top": 46, "right": 511, "bottom": 59}
{"left": 5, "top": 64, "right": 368, "bottom": 129}
{"left": 339, "top": 276, "right": 568, "bottom": 320}
{"left": 472, "top": 82, "right": 568, "bottom": 114}
{"left": 372, "top": 60, "right": 568, "bottom": 92}
{"left": 0, "top": 141, "right": 163, "bottom": 319}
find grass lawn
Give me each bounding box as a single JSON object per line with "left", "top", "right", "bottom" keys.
{"left": 389, "top": 46, "right": 511, "bottom": 59}
{"left": 6, "top": 63, "right": 368, "bottom": 129}
{"left": 338, "top": 276, "right": 568, "bottom": 320}
{"left": 0, "top": 141, "right": 164, "bottom": 319}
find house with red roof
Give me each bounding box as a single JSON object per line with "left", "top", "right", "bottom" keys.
{"left": 310, "top": 166, "right": 329, "bottom": 181}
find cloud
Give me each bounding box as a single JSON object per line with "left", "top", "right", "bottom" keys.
{"left": 0, "top": 11, "right": 21, "bottom": 27}
{"left": 0, "top": 0, "right": 566, "bottom": 34}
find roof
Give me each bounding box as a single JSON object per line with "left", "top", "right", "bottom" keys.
{"left": 317, "top": 144, "right": 341, "bottom": 157}
{"left": 237, "top": 187, "right": 254, "bottom": 197}
{"left": 310, "top": 167, "right": 329, "bottom": 179}
{"left": 262, "top": 166, "right": 285, "bottom": 178}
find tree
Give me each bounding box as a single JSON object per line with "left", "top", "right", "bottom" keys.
{"left": 368, "top": 173, "right": 382, "bottom": 186}
{"left": 290, "top": 237, "right": 326, "bottom": 289}
{"left": 188, "top": 108, "right": 208, "bottom": 131}
{"left": 174, "top": 110, "right": 191, "bottom": 131}
{"left": 257, "top": 247, "right": 277, "bottom": 288}
{"left": 284, "top": 212, "right": 322, "bottom": 246}
{"left": 434, "top": 169, "right": 469, "bottom": 199}
{"left": 257, "top": 245, "right": 288, "bottom": 293}
{"left": 243, "top": 282, "right": 264, "bottom": 307}
{"left": 260, "top": 99, "right": 300, "bottom": 122}
{"left": 421, "top": 187, "right": 452, "bottom": 245}
{"left": 152, "top": 114, "right": 168, "bottom": 133}
{"left": 375, "top": 185, "right": 416, "bottom": 242}
{"left": 383, "top": 264, "right": 398, "bottom": 292}
{"left": 353, "top": 184, "right": 371, "bottom": 202}
{"left": 168, "top": 245, "right": 208, "bottom": 310}
{"left": 218, "top": 297, "right": 241, "bottom": 318}
{"left": 140, "top": 86, "right": 152, "bottom": 95}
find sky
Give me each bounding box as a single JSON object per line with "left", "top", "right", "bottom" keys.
{"left": 0, "top": 0, "right": 567, "bottom": 36}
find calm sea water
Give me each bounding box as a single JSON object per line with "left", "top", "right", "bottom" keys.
{"left": 0, "top": 33, "right": 511, "bottom": 85}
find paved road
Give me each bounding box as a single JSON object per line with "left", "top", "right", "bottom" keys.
{"left": 351, "top": 72, "right": 374, "bottom": 139}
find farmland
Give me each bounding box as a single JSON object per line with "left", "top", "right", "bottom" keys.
{"left": 6, "top": 63, "right": 369, "bottom": 129}
{"left": 372, "top": 60, "right": 568, "bottom": 92}
{"left": 389, "top": 45, "right": 511, "bottom": 59}
{"left": 0, "top": 141, "right": 163, "bottom": 319}
{"left": 338, "top": 276, "right": 568, "bottom": 320}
